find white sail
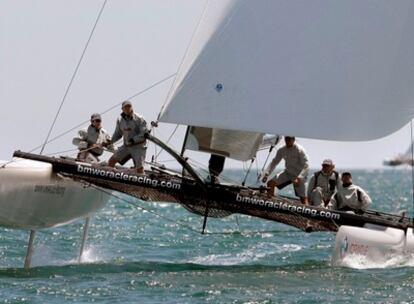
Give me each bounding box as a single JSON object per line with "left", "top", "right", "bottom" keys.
{"left": 160, "top": 0, "right": 414, "bottom": 141}
{"left": 185, "top": 126, "right": 264, "bottom": 161}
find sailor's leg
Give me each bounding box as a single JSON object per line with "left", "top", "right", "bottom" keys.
{"left": 78, "top": 217, "right": 91, "bottom": 263}
{"left": 108, "top": 156, "right": 117, "bottom": 167}
{"left": 266, "top": 179, "right": 277, "bottom": 196}
{"left": 294, "top": 178, "right": 308, "bottom": 205}
{"left": 267, "top": 171, "right": 291, "bottom": 196}
{"left": 85, "top": 153, "right": 99, "bottom": 164}
{"left": 310, "top": 187, "right": 324, "bottom": 207}
{"left": 77, "top": 151, "right": 88, "bottom": 161}
{"left": 108, "top": 145, "right": 128, "bottom": 167}
{"left": 208, "top": 154, "right": 226, "bottom": 183}
{"left": 130, "top": 145, "right": 147, "bottom": 174}
{"left": 24, "top": 230, "right": 36, "bottom": 270}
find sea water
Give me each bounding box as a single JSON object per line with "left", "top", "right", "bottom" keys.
{"left": 0, "top": 169, "right": 413, "bottom": 303}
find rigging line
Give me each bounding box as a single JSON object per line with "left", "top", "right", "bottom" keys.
{"left": 411, "top": 119, "right": 414, "bottom": 227}
{"left": 87, "top": 184, "right": 202, "bottom": 235}
{"left": 27, "top": 74, "right": 176, "bottom": 155}
{"left": 155, "top": 124, "right": 180, "bottom": 159}
{"left": 257, "top": 138, "right": 279, "bottom": 183}
{"left": 255, "top": 157, "right": 260, "bottom": 181}
{"left": 39, "top": 0, "right": 108, "bottom": 155}
{"left": 156, "top": 0, "right": 210, "bottom": 122}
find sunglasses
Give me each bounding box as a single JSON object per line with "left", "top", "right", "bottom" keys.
{"left": 92, "top": 119, "right": 101, "bottom": 123}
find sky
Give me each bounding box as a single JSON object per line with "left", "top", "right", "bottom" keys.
{"left": 1, "top": 0, "right": 413, "bottom": 170}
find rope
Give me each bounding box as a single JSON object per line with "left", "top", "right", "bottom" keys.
{"left": 1, "top": 71, "right": 172, "bottom": 169}
{"left": 155, "top": 124, "right": 180, "bottom": 159}
{"left": 35, "top": 73, "right": 176, "bottom": 155}
{"left": 257, "top": 140, "right": 278, "bottom": 183}
{"left": 411, "top": 120, "right": 414, "bottom": 227}
{"left": 39, "top": 0, "right": 108, "bottom": 155}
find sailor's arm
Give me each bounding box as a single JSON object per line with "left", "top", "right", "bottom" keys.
{"left": 297, "top": 149, "right": 310, "bottom": 179}
{"left": 329, "top": 192, "right": 339, "bottom": 210}
{"left": 132, "top": 117, "right": 148, "bottom": 144}
{"left": 267, "top": 149, "right": 283, "bottom": 174}
{"left": 263, "top": 149, "right": 283, "bottom": 181}
{"left": 358, "top": 187, "right": 372, "bottom": 210}
{"left": 102, "top": 130, "right": 116, "bottom": 152}
{"left": 72, "top": 129, "right": 88, "bottom": 150}
{"left": 111, "top": 119, "right": 123, "bottom": 144}
{"left": 307, "top": 175, "right": 315, "bottom": 198}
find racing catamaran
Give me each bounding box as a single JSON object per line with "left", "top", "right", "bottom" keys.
{"left": 2, "top": 0, "right": 414, "bottom": 268}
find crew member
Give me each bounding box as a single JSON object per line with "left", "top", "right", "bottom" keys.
{"left": 262, "top": 136, "right": 309, "bottom": 204}
{"left": 330, "top": 172, "right": 372, "bottom": 213}
{"left": 108, "top": 101, "right": 148, "bottom": 174}
{"left": 72, "top": 113, "right": 114, "bottom": 163}
{"left": 207, "top": 154, "right": 225, "bottom": 183}
{"left": 307, "top": 159, "right": 339, "bottom": 208}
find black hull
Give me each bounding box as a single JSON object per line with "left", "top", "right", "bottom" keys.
{"left": 13, "top": 151, "right": 413, "bottom": 233}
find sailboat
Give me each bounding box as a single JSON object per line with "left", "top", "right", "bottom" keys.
{"left": 2, "top": 0, "right": 414, "bottom": 268}
{"left": 383, "top": 143, "right": 414, "bottom": 166}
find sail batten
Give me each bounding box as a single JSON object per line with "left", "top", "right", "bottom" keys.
{"left": 160, "top": 0, "right": 414, "bottom": 141}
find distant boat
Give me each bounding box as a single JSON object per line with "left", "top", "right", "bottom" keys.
{"left": 2, "top": 0, "right": 414, "bottom": 268}
{"left": 383, "top": 143, "right": 414, "bottom": 166}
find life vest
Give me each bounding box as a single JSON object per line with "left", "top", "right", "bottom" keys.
{"left": 312, "top": 170, "right": 339, "bottom": 192}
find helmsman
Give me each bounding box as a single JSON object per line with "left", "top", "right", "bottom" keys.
{"left": 72, "top": 113, "right": 114, "bottom": 163}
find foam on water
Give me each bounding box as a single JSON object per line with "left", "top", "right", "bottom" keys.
{"left": 30, "top": 244, "right": 108, "bottom": 267}
{"left": 190, "top": 243, "right": 303, "bottom": 265}
{"left": 76, "top": 246, "right": 107, "bottom": 264}
{"left": 337, "top": 252, "right": 414, "bottom": 269}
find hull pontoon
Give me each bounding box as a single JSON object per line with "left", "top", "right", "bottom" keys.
{"left": 0, "top": 158, "right": 107, "bottom": 229}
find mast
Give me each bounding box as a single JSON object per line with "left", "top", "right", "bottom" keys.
{"left": 411, "top": 120, "right": 414, "bottom": 228}
{"left": 180, "top": 126, "right": 190, "bottom": 157}
{"left": 180, "top": 126, "right": 191, "bottom": 178}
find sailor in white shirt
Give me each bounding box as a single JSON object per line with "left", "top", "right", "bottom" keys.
{"left": 262, "top": 136, "right": 309, "bottom": 204}
{"left": 72, "top": 113, "right": 114, "bottom": 163}
{"left": 330, "top": 172, "right": 372, "bottom": 213}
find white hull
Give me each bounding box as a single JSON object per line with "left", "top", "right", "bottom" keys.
{"left": 333, "top": 224, "right": 414, "bottom": 267}
{"left": 0, "top": 158, "right": 107, "bottom": 229}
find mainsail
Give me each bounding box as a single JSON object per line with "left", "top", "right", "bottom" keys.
{"left": 160, "top": 0, "right": 414, "bottom": 141}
